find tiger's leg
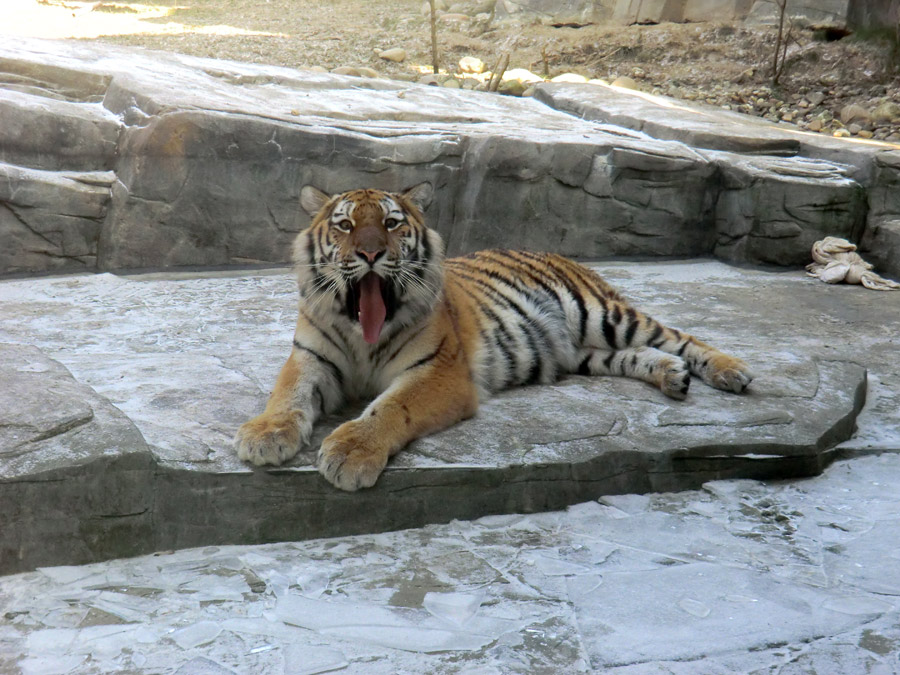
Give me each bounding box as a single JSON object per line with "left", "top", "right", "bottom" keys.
{"left": 317, "top": 340, "right": 478, "bottom": 492}
{"left": 235, "top": 344, "right": 342, "bottom": 466}
{"left": 585, "top": 298, "right": 753, "bottom": 394}
{"left": 577, "top": 346, "right": 692, "bottom": 399}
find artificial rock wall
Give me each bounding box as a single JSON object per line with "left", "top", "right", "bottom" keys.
{"left": 1, "top": 37, "right": 898, "bottom": 279}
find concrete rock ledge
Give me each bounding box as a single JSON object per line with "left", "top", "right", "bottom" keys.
{"left": 535, "top": 82, "right": 900, "bottom": 277}
{"left": 1, "top": 37, "right": 898, "bottom": 279}
{"left": 2, "top": 261, "right": 895, "bottom": 575}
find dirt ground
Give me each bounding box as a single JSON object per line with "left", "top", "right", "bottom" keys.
{"left": 13, "top": 0, "right": 900, "bottom": 141}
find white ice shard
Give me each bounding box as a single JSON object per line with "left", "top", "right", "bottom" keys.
{"left": 295, "top": 569, "right": 330, "bottom": 599}
{"left": 171, "top": 621, "right": 224, "bottom": 650}
{"left": 423, "top": 590, "right": 486, "bottom": 626}
{"left": 677, "top": 597, "right": 711, "bottom": 618}
{"left": 274, "top": 594, "right": 495, "bottom": 653}
{"left": 283, "top": 644, "right": 349, "bottom": 674}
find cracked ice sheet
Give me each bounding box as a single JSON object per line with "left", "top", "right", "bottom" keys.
{"left": 2, "top": 454, "right": 900, "bottom": 673}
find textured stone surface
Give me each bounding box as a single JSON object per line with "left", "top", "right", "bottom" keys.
{"left": 3, "top": 260, "right": 898, "bottom": 575}
{"left": 1, "top": 452, "right": 899, "bottom": 673}
{"left": 1, "top": 37, "right": 895, "bottom": 278}
{"left": 0, "top": 163, "right": 113, "bottom": 274}
{"left": 0, "top": 344, "right": 153, "bottom": 573}
{"left": 536, "top": 82, "right": 900, "bottom": 278}
{"left": 499, "top": 0, "right": 849, "bottom": 23}
{"left": 861, "top": 150, "right": 900, "bottom": 276}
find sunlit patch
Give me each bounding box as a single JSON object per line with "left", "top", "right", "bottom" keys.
{"left": 0, "top": 0, "right": 287, "bottom": 40}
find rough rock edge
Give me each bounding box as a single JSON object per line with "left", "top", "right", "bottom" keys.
{"left": 0, "top": 355, "right": 867, "bottom": 575}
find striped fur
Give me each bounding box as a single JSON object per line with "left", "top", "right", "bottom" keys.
{"left": 236, "top": 185, "right": 753, "bottom": 491}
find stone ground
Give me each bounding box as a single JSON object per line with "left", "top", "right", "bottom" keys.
{"left": 1, "top": 261, "right": 899, "bottom": 672}
{"left": 2, "top": 454, "right": 900, "bottom": 673}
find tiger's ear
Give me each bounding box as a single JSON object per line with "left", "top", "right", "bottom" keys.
{"left": 300, "top": 185, "right": 332, "bottom": 216}
{"left": 400, "top": 182, "right": 433, "bottom": 211}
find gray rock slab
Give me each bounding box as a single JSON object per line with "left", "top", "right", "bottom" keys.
{"left": 1, "top": 452, "right": 898, "bottom": 673}
{"left": 0, "top": 163, "right": 114, "bottom": 274}
{"left": 536, "top": 81, "right": 900, "bottom": 278}
{"left": 0, "top": 36, "right": 892, "bottom": 278}
{"left": 0, "top": 344, "right": 153, "bottom": 574}
{"left": 2, "top": 260, "right": 897, "bottom": 575}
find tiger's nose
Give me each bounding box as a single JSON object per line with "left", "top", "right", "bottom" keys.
{"left": 358, "top": 249, "right": 385, "bottom": 264}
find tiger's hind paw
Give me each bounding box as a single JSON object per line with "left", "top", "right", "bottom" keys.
{"left": 235, "top": 410, "right": 311, "bottom": 466}
{"left": 707, "top": 357, "right": 754, "bottom": 394}
{"left": 659, "top": 357, "right": 691, "bottom": 400}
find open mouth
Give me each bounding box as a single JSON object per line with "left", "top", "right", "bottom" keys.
{"left": 346, "top": 272, "right": 397, "bottom": 344}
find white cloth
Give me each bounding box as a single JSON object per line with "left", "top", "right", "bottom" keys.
{"left": 805, "top": 237, "right": 900, "bottom": 291}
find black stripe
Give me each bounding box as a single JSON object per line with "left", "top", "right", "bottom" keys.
{"left": 677, "top": 341, "right": 689, "bottom": 356}
{"left": 331, "top": 323, "right": 354, "bottom": 353}
{"left": 406, "top": 337, "right": 446, "bottom": 371}
{"left": 647, "top": 323, "right": 664, "bottom": 348}
{"left": 500, "top": 250, "right": 589, "bottom": 344}
{"left": 601, "top": 313, "right": 617, "bottom": 349}
{"left": 304, "top": 232, "right": 315, "bottom": 265}
{"left": 611, "top": 304, "right": 622, "bottom": 325}
{"left": 623, "top": 309, "right": 639, "bottom": 347}
{"left": 416, "top": 229, "right": 430, "bottom": 281}
{"left": 603, "top": 352, "right": 615, "bottom": 370}
{"left": 453, "top": 282, "right": 518, "bottom": 388}
{"left": 382, "top": 323, "right": 428, "bottom": 363}
{"left": 300, "top": 310, "right": 344, "bottom": 354}
{"left": 577, "top": 354, "right": 592, "bottom": 375}
{"left": 448, "top": 267, "right": 549, "bottom": 381}
{"left": 293, "top": 340, "right": 343, "bottom": 385}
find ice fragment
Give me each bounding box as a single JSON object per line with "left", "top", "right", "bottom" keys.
{"left": 822, "top": 595, "right": 893, "bottom": 616}
{"left": 172, "top": 621, "right": 223, "bottom": 649}
{"left": 678, "top": 597, "right": 711, "bottom": 618}
{"left": 296, "top": 569, "right": 330, "bottom": 599}
{"left": 174, "top": 656, "right": 236, "bottom": 674}
{"left": 423, "top": 590, "right": 486, "bottom": 626}
{"left": 19, "top": 656, "right": 86, "bottom": 675}
{"left": 283, "top": 644, "right": 349, "bottom": 674}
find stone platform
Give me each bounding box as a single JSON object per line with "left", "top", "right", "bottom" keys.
{"left": 3, "top": 260, "right": 897, "bottom": 576}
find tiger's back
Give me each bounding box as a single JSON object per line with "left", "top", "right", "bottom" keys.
{"left": 236, "top": 185, "right": 753, "bottom": 491}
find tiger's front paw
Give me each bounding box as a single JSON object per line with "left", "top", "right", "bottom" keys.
{"left": 706, "top": 356, "right": 754, "bottom": 394}
{"left": 235, "top": 410, "right": 311, "bottom": 466}
{"left": 317, "top": 421, "right": 388, "bottom": 492}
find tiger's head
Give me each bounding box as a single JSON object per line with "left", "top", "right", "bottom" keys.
{"left": 293, "top": 183, "right": 445, "bottom": 345}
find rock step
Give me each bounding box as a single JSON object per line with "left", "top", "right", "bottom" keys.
{"left": 0, "top": 262, "right": 879, "bottom": 575}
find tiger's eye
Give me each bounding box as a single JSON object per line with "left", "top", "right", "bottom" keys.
{"left": 385, "top": 218, "right": 402, "bottom": 231}
{"left": 334, "top": 219, "right": 352, "bottom": 232}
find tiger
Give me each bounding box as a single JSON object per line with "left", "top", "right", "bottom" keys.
{"left": 235, "top": 183, "right": 753, "bottom": 491}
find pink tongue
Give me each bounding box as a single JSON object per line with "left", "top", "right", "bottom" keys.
{"left": 358, "top": 273, "right": 386, "bottom": 344}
